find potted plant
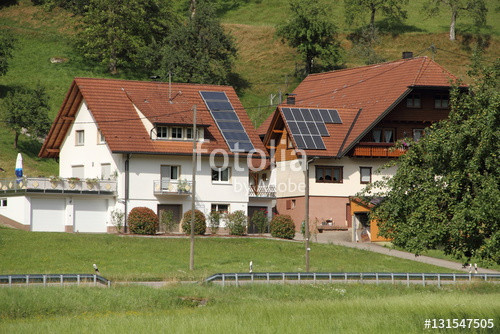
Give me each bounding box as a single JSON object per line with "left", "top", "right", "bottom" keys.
{"left": 49, "top": 175, "right": 61, "bottom": 188}
{"left": 177, "top": 179, "right": 190, "bottom": 193}
{"left": 67, "top": 177, "right": 80, "bottom": 189}
{"left": 86, "top": 178, "right": 99, "bottom": 190}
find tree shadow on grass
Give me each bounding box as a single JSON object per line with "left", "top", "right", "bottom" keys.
{"left": 376, "top": 19, "right": 425, "bottom": 37}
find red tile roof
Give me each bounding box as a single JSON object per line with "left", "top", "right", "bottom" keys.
{"left": 40, "top": 78, "right": 267, "bottom": 158}
{"left": 264, "top": 57, "right": 463, "bottom": 157}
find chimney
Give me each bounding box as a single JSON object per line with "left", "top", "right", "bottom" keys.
{"left": 286, "top": 93, "right": 296, "bottom": 105}
{"left": 402, "top": 51, "right": 413, "bottom": 59}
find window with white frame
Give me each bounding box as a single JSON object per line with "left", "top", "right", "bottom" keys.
{"left": 211, "top": 203, "right": 229, "bottom": 214}
{"left": 157, "top": 126, "right": 169, "bottom": 139}
{"left": 101, "top": 163, "right": 111, "bottom": 179}
{"left": 186, "top": 127, "right": 194, "bottom": 139}
{"left": 75, "top": 130, "right": 85, "bottom": 146}
{"left": 360, "top": 167, "right": 372, "bottom": 184}
{"left": 212, "top": 167, "right": 230, "bottom": 183}
{"left": 72, "top": 165, "right": 84, "bottom": 179}
{"left": 98, "top": 130, "right": 106, "bottom": 144}
{"left": 171, "top": 127, "right": 183, "bottom": 139}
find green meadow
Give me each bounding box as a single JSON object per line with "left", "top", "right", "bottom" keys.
{"left": 0, "top": 227, "right": 460, "bottom": 282}
{"left": 0, "top": 284, "right": 499, "bottom": 333}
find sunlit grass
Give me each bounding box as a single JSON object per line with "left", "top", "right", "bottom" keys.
{"left": 0, "top": 284, "right": 499, "bottom": 333}
{"left": 0, "top": 227, "right": 460, "bottom": 282}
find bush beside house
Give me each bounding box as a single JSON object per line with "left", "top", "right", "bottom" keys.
{"left": 270, "top": 215, "right": 295, "bottom": 239}
{"left": 181, "top": 210, "right": 206, "bottom": 235}
{"left": 128, "top": 207, "right": 158, "bottom": 235}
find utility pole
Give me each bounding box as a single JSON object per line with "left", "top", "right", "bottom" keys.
{"left": 304, "top": 157, "right": 316, "bottom": 272}
{"left": 189, "top": 105, "right": 197, "bottom": 271}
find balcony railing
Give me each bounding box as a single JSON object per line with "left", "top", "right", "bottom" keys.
{"left": 351, "top": 142, "right": 406, "bottom": 158}
{"left": 0, "top": 177, "right": 117, "bottom": 194}
{"left": 249, "top": 185, "right": 276, "bottom": 198}
{"left": 153, "top": 180, "right": 192, "bottom": 195}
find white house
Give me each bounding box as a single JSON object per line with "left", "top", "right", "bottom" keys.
{"left": 258, "top": 56, "right": 465, "bottom": 240}
{"left": 0, "top": 78, "right": 274, "bottom": 233}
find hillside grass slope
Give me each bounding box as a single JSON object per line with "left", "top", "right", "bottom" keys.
{"left": 0, "top": 0, "right": 498, "bottom": 177}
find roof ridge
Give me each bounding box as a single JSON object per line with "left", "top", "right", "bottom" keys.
{"left": 411, "top": 57, "right": 428, "bottom": 86}
{"left": 74, "top": 77, "right": 234, "bottom": 88}
{"left": 305, "top": 56, "right": 429, "bottom": 78}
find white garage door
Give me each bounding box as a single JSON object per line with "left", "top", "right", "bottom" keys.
{"left": 31, "top": 198, "right": 65, "bottom": 232}
{"left": 74, "top": 199, "right": 108, "bottom": 233}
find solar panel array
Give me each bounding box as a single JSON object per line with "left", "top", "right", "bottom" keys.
{"left": 200, "top": 91, "right": 255, "bottom": 152}
{"left": 281, "top": 107, "right": 342, "bottom": 150}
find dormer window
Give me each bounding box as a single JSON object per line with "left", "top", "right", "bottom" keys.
{"left": 406, "top": 94, "right": 421, "bottom": 108}
{"left": 155, "top": 125, "right": 204, "bottom": 141}
{"left": 157, "top": 126, "right": 168, "bottom": 139}
{"left": 434, "top": 95, "right": 449, "bottom": 109}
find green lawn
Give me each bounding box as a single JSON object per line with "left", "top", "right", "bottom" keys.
{"left": 0, "top": 227, "right": 461, "bottom": 282}
{"left": 0, "top": 284, "right": 499, "bottom": 333}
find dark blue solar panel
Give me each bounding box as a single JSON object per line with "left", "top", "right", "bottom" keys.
{"left": 319, "top": 109, "right": 333, "bottom": 123}
{"left": 287, "top": 121, "right": 299, "bottom": 134}
{"left": 293, "top": 109, "right": 305, "bottom": 121}
{"left": 328, "top": 109, "right": 342, "bottom": 123}
{"left": 316, "top": 122, "right": 329, "bottom": 136}
{"left": 217, "top": 121, "right": 245, "bottom": 131}
{"left": 303, "top": 135, "right": 315, "bottom": 149}
{"left": 310, "top": 109, "right": 323, "bottom": 122}
{"left": 293, "top": 135, "right": 306, "bottom": 149}
{"left": 229, "top": 141, "right": 254, "bottom": 152}
{"left": 312, "top": 135, "right": 326, "bottom": 149}
{"left": 224, "top": 132, "right": 249, "bottom": 140}
{"left": 306, "top": 122, "right": 319, "bottom": 135}
{"left": 212, "top": 111, "right": 239, "bottom": 121}
{"left": 200, "top": 91, "right": 255, "bottom": 152}
{"left": 200, "top": 91, "right": 227, "bottom": 101}
{"left": 206, "top": 101, "right": 233, "bottom": 111}
{"left": 301, "top": 109, "right": 314, "bottom": 121}
{"left": 282, "top": 108, "right": 294, "bottom": 121}
{"left": 297, "top": 122, "right": 309, "bottom": 134}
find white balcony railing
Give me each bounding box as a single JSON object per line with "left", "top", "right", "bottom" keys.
{"left": 0, "top": 178, "right": 117, "bottom": 194}
{"left": 153, "top": 180, "right": 192, "bottom": 195}
{"left": 249, "top": 185, "right": 276, "bottom": 198}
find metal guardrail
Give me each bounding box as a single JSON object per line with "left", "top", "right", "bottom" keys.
{"left": 205, "top": 272, "right": 500, "bottom": 287}
{"left": 0, "top": 274, "right": 111, "bottom": 287}
{"left": 153, "top": 180, "right": 192, "bottom": 195}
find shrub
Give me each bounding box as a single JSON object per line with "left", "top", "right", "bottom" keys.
{"left": 110, "top": 209, "right": 125, "bottom": 233}
{"left": 128, "top": 207, "right": 158, "bottom": 235}
{"left": 251, "top": 209, "right": 269, "bottom": 234}
{"left": 226, "top": 210, "right": 247, "bottom": 236}
{"left": 208, "top": 211, "right": 221, "bottom": 235}
{"left": 181, "top": 210, "right": 206, "bottom": 235}
{"left": 160, "top": 210, "right": 176, "bottom": 233}
{"left": 270, "top": 215, "right": 296, "bottom": 239}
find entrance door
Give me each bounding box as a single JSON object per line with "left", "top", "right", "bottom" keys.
{"left": 247, "top": 206, "right": 268, "bottom": 234}
{"left": 158, "top": 204, "right": 182, "bottom": 233}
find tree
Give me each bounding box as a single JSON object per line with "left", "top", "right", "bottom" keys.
{"left": 143, "top": 0, "right": 237, "bottom": 85}
{"left": 364, "top": 58, "right": 499, "bottom": 264}
{"left": 0, "top": 30, "right": 15, "bottom": 77}
{"left": 344, "top": 0, "right": 409, "bottom": 40}
{"left": 76, "top": 0, "right": 177, "bottom": 74}
{"left": 276, "top": 0, "right": 342, "bottom": 74}
{"left": 423, "top": 0, "right": 488, "bottom": 41}
{"left": 1, "top": 85, "right": 51, "bottom": 149}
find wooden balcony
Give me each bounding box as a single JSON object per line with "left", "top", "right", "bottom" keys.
{"left": 351, "top": 143, "right": 406, "bottom": 158}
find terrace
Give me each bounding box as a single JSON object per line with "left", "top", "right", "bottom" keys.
{"left": 0, "top": 177, "right": 117, "bottom": 195}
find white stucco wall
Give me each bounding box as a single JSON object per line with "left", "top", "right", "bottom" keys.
{"left": 0, "top": 195, "right": 30, "bottom": 227}
{"left": 275, "top": 157, "right": 397, "bottom": 198}
{"left": 59, "top": 100, "right": 119, "bottom": 181}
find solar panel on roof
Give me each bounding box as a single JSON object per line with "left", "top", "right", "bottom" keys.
{"left": 328, "top": 109, "right": 342, "bottom": 123}
{"left": 200, "top": 91, "right": 255, "bottom": 152}
{"left": 315, "top": 122, "right": 329, "bottom": 136}
{"left": 281, "top": 107, "right": 333, "bottom": 150}
{"left": 301, "top": 108, "right": 313, "bottom": 121}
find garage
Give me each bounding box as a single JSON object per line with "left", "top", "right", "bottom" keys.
{"left": 31, "top": 198, "right": 66, "bottom": 232}
{"left": 74, "top": 199, "right": 108, "bottom": 233}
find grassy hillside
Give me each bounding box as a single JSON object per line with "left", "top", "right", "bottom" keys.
{"left": 0, "top": 0, "right": 498, "bottom": 177}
